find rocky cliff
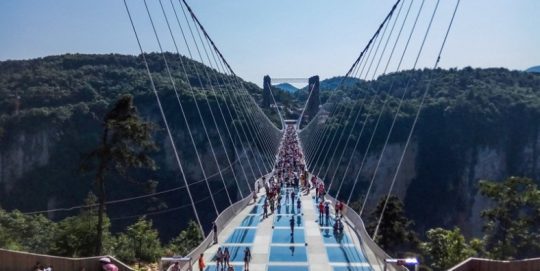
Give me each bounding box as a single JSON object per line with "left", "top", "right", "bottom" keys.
{"left": 301, "top": 67, "right": 540, "bottom": 237}
{"left": 0, "top": 54, "right": 275, "bottom": 240}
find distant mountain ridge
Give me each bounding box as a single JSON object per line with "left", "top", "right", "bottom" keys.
{"left": 274, "top": 83, "right": 299, "bottom": 93}
{"left": 300, "top": 76, "right": 362, "bottom": 91}
{"left": 321, "top": 76, "right": 363, "bottom": 91}
{"left": 526, "top": 66, "right": 540, "bottom": 73}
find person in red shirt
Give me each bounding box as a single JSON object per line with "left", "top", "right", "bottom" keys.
{"left": 318, "top": 201, "right": 324, "bottom": 223}
{"left": 335, "top": 201, "right": 343, "bottom": 217}
{"left": 198, "top": 254, "right": 206, "bottom": 271}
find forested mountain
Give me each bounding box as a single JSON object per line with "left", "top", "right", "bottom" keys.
{"left": 0, "top": 53, "right": 276, "bottom": 241}
{"left": 274, "top": 83, "right": 298, "bottom": 93}
{"left": 318, "top": 76, "right": 363, "bottom": 91}
{"left": 301, "top": 67, "right": 540, "bottom": 236}
{"left": 2, "top": 54, "right": 540, "bottom": 244}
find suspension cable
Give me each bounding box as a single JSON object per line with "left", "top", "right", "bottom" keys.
{"left": 323, "top": 3, "right": 400, "bottom": 191}
{"left": 358, "top": 0, "right": 436, "bottom": 213}
{"left": 178, "top": 0, "right": 278, "bottom": 173}
{"left": 303, "top": 61, "right": 363, "bottom": 168}
{"left": 22, "top": 151, "right": 246, "bottom": 215}
{"left": 373, "top": 0, "right": 460, "bottom": 240}
{"left": 310, "top": 37, "right": 379, "bottom": 176}
{"left": 142, "top": 0, "right": 223, "bottom": 215}
{"left": 180, "top": 3, "right": 274, "bottom": 175}
{"left": 159, "top": 0, "right": 240, "bottom": 201}
{"left": 168, "top": 0, "right": 260, "bottom": 182}
{"left": 181, "top": 1, "right": 282, "bottom": 173}
{"left": 299, "top": 0, "right": 402, "bottom": 140}
{"left": 348, "top": 0, "right": 429, "bottom": 209}
{"left": 110, "top": 185, "right": 227, "bottom": 221}
{"left": 333, "top": 0, "right": 415, "bottom": 199}
{"left": 306, "top": 20, "right": 384, "bottom": 174}
{"left": 122, "top": 0, "right": 204, "bottom": 236}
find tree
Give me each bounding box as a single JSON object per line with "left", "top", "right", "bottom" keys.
{"left": 166, "top": 220, "right": 203, "bottom": 256}
{"left": 87, "top": 95, "right": 157, "bottom": 255}
{"left": 366, "top": 195, "right": 419, "bottom": 256}
{"left": 0, "top": 208, "right": 57, "bottom": 253}
{"left": 421, "top": 227, "right": 479, "bottom": 270}
{"left": 479, "top": 176, "right": 540, "bottom": 259}
{"left": 51, "top": 193, "right": 113, "bottom": 257}
{"left": 114, "top": 217, "right": 162, "bottom": 265}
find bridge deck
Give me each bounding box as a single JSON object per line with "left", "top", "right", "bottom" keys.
{"left": 201, "top": 188, "right": 375, "bottom": 271}
{"left": 198, "top": 125, "right": 385, "bottom": 271}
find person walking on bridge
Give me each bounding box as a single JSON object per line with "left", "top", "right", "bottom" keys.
{"left": 335, "top": 200, "right": 344, "bottom": 217}
{"left": 216, "top": 247, "right": 224, "bottom": 271}
{"left": 318, "top": 201, "right": 324, "bottom": 223}
{"left": 224, "top": 247, "right": 231, "bottom": 269}
{"left": 270, "top": 198, "right": 275, "bottom": 214}
{"left": 290, "top": 215, "right": 295, "bottom": 236}
{"left": 263, "top": 199, "right": 269, "bottom": 219}
{"left": 325, "top": 202, "right": 330, "bottom": 225}
{"left": 252, "top": 190, "right": 258, "bottom": 204}
{"left": 198, "top": 254, "right": 206, "bottom": 271}
{"left": 243, "top": 247, "right": 252, "bottom": 271}
{"left": 213, "top": 222, "right": 218, "bottom": 244}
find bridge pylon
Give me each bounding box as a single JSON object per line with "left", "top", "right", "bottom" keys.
{"left": 262, "top": 75, "right": 272, "bottom": 108}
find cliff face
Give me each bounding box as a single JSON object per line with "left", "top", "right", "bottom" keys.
{"left": 301, "top": 67, "right": 540, "bottom": 237}
{"left": 2, "top": 56, "right": 540, "bottom": 241}
{"left": 0, "top": 129, "right": 56, "bottom": 192}
{"left": 2, "top": 119, "right": 537, "bottom": 237}
{"left": 0, "top": 54, "right": 274, "bottom": 240}
{"left": 339, "top": 134, "right": 539, "bottom": 237}
{"left": 336, "top": 133, "right": 540, "bottom": 237}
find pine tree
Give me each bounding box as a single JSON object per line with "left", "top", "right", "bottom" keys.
{"left": 87, "top": 95, "right": 157, "bottom": 255}
{"left": 366, "top": 195, "right": 419, "bottom": 256}
{"left": 479, "top": 176, "right": 540, "bottom": 259}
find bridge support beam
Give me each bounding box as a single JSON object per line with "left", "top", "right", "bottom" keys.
{"left": 262, "top": 75, "right": 272, "bottom": 108}
{"left": 304, "top": 75, "right": 320, "bottom": 124}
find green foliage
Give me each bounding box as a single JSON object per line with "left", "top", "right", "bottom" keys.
{"left": 114, "top": 217, "right": 162, "bottom": 263}
{"left": 0, "top": 206, "right": 205, "bottom": 265}
{"left": 0, "top": 209, "right": 57, "bottom": 253}
{"left": 307, "top": 67, "right": 540, "bottom": 231}
{"left": 51, "top": 208, "right": 113, "bottom": 257}
{"left": 113, "top": 233, "right": 136, "bottom": 263}
{"left": 0, "top": 53, "right": 261, "bottom": 261}
{"left": 166, "top": 220, "right": 203, "bottom": 256}
{"left": 366, "top": 196, "right": 419, "bottom": 256}
{"left": 87, "top": 95, "right": 157, "bottom": 255}
{"left": 90, "top": 95, "right": 158, "bottom": 175}
{"left": 421, "top": 227, "right": 479, "bottom": 270}
{"left": 479, "top": 176, "right": 540, "bottom": 259}
{"left": 50, "top": 193, "right": 113, "bottom": 257}
{"left": 0, "top": 54, "right": 262, "bottom": 221}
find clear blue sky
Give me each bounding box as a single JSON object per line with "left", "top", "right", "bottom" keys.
{"left": 0, "top": 0, "right": 538, "bottom": 87}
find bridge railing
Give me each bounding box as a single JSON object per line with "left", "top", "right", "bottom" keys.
{"left": 0, "top": 249, "right": 133, "bottom": 271}
{"left": 179, "top": 172, "right": 274, "bottom": 271}
{"left": 325, "top": 194, "right": 405, "bottom": 271}
{"left": 448, "top": 257, "right": 540, "bottom": 271}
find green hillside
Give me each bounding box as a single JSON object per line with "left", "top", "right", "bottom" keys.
{"left": 0, "top": 53, "right": 273, "bottom": 241}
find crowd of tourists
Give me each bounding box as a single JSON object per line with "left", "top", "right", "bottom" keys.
{"left": 251, "top": 125, "right": 303, "bottom": 220}
{"left": 197, "top": 124, "right": 347, "bottom": 271}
